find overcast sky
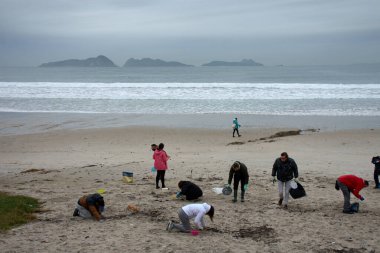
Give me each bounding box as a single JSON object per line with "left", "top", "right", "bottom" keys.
{"left": 1, "top": 0, "right": 379, "bottom": 66}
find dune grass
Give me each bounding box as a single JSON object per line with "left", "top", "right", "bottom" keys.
{"left": 0, "top": 192, "right": 40, "bottom": 231}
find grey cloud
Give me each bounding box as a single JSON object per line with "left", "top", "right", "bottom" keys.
{"left": 0, "top": 0, "right": 379, "bottom": 66}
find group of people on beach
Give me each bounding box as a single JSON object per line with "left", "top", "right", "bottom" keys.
{"left": 72, "top": 118, "right": 379, "bottom": 233}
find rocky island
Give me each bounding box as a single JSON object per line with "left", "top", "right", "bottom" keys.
{"left": 39, "top": 55, "right": 117, "bottom": 67}
{"left": 202, "top": 59, "right": 263, "bottom": 67}
{"left": 123, "top": 58, "right": 192, "bottom": 67}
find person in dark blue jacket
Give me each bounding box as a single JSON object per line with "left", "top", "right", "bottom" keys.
{"left": 176, "top": 181, "right": 203, "bottom": 200}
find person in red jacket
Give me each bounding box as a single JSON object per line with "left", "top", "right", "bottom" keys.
{"left": 336, "top": 174, "right": 369, "bottom": 214}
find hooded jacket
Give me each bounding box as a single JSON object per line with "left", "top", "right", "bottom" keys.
{"left": 272, "top": 157, "right": 298, "bottom": 182}
{"left": 153, "top": 149, "right": 169, "bottom": 170}
{"left": 182, "top": 203, "right": 211, "bottom": 229}
{"left": 179, "top": 181, "right": 203, "bottom": 200}
{"left": 233, "top": 118, "right": 241, "bottom": 129}
{"left": 338, "top": 174, "right": 367, "bottom": 199}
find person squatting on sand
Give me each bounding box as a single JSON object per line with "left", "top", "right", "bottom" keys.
{"left": 272, "top": 152, "right": 299, "bottom": 209}
{"left": 232, "top": 117, "right": 241, "bottom": 137}
{"left": 176, "top": 181, "right": 203, "bottom": 201}
{"left": 335, "top": 174, "right": 369, "bottom": 214}
{"left": 73, "top": 193, "right": 105, "bottom": 221}
{"left": 166, "top": 203, "right": 214, "bottom": 233}
{"left": 227, "top": 161, "right": 249, "bottom": 203}
{"left": 372, "top": 156, "right": 380, "bottom": 189}
{"left": 153, "top": 143, "right": 170, "bottom": 189}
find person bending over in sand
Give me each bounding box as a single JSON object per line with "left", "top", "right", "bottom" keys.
{"left": 73, "top": 193, "right": 105, "bottom": 221}
{"left": 335, "top": 174, "right": 369, "bottom": 214}
{"left": 272, "top": 152, "right": 299, "bottom": 209}
{"left": 166, "top": 203, "right": 214, "bottom": 233}
{"left": 176, "top": 181, "right": 203, "bottom": 201}
{"left": 227, "top": 161, "right": 249, "bottom": 203}
{"left": 153, "top": 143, "right": 170, "bottom": 189}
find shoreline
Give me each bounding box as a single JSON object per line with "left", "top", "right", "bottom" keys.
{"left": 1, "top": 112, "right": 380, "bottom": 136}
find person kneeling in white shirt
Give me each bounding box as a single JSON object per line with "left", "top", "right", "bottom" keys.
{"left": 166, "top": 203, "right": 214, "bottom": 232}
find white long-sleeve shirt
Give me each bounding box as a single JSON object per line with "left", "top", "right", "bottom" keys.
{"left": 182, "top": 203, "right": 211, "bottom": 229}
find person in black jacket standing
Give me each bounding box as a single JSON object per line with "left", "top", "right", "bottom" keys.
{"left": 272, "top": 152, "right": 299, "bottom": 209}
{"left": 227, "top": 161, "right": 249, "bottom": 203}
{"left": 372, "top": 156, "right": 380, "bottom": 189}
{"left": 176, "top": 181, "right": 203, "bottom": 200}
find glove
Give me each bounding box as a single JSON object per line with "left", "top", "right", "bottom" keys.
{"left": 176, "top": 192, "right": 183, "bottom": 198}
{"left": 226, "top": 183, "right": 231, "bottom": 188}
{"left": 360, "top": 196, "right": 365, "bottom": 201}
{"left": 272, "top": 176, "right": 277, "bottom": 184}
{"left": 294, "top": 178, "right": 299, "bottom": 183}
{"left": 243, "top": 184, "right": 248, "bottom": 191}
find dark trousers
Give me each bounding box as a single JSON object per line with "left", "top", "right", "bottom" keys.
{"left": 233, "top": 174, "right": 246, "bottom": 192}
{"left": 233, "top": 128, "right": 240, "bottom": 137}
{"left": 156, "top": 170, "right": 166, "bottom": 188}
{"left": 374, "top": 169, "right": 380, "bottom": 187}
{"left": 337, "top": 180, "right": 351, "bottom": 212}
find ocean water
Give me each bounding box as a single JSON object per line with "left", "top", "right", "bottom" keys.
{"left": 0, "top": 65, "right": 380, "bottom": 115}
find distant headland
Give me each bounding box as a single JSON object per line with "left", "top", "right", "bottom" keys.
{"left": 39, "top": 56, "right": 265, "bottom": 67}
{"left": 202, "top": 59, "right": 263, "bottom": 67}
{"left": 39, "top": 55, "right": 117, "bottom": 67}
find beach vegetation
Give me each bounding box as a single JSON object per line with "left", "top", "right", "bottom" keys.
{"left": 0, "top": 192, "right": 40, "bottom": 231}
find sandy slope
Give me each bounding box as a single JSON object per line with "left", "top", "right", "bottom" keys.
{"left": 0, "top": 127, "right": 379, "bottom": 253}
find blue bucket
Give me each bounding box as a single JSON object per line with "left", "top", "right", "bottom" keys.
{"left": 122, "top": 171, "right": 133, "bottom": 183}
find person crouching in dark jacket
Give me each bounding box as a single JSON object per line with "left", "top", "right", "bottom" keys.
{"left": 272, "top": 152, "right": 299, "bottom": 209}
{"left": 177, "top": 181, "right": 203, "bottom": 200}
{"left": 228, "top": 161, "right": 249, "bottom": 203}
{"left": 73, "top": 193, "right": 105, "bottom": 221}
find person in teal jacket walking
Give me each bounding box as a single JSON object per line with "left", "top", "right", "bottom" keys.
{"left": 232, "top": 117, "right": 241, "bottom": 137}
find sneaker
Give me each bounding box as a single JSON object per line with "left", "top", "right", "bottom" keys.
{"left": 232, "top": 199, "right": 237, "bottom": 203}
{"left": 343, "top": 210, "right": 354, "bottom": 214}
{"left": 166, "top": 221, "right": 173, "bottom": 231}
{"left": 73, "top": 208, "right": 79, "bottom": 217}
{"left": 156, "top": 186, "right": 160, "bottom": 189}
{"left": 241, "top": 199, "right": 245, "bottom": 202}
{"left": 283, "top": 204, "right": 288, "bottom": 209}
{"left": 278, "top": 198, "right": 283, "bottom": 206}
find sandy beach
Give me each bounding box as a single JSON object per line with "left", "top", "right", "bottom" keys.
{"left": 1, "top": 113, "right": 380, "bottom": 253}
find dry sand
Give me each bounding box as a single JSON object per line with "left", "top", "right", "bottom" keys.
{"left": 0, "top": 126, "right": 380, "bottom": 253}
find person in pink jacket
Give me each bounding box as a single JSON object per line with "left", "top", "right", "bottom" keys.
{"left": 153, "top": 143, "right": 170, "bottom": 189}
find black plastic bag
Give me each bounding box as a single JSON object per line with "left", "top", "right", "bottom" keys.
{"left": 350, "top": 202, "right": 359, "bottom": 213}
{"left": 289, "top": 182, "right": 306, "bottom": 199}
